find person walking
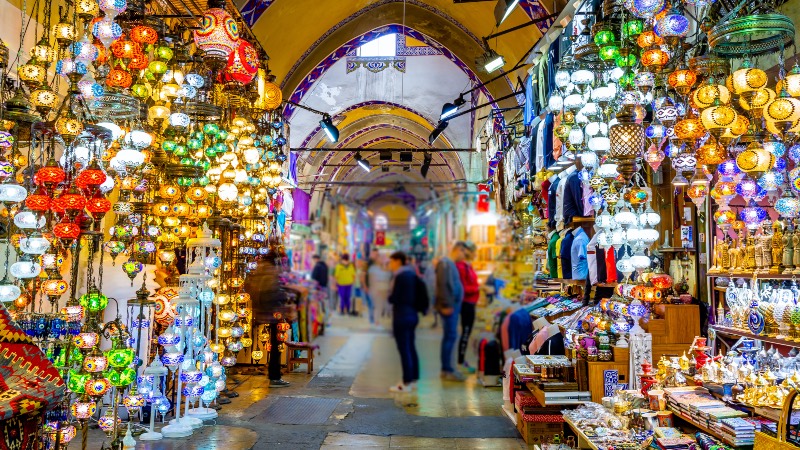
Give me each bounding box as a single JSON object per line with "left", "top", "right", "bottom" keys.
{"left": 369, "top": 254, "right": 392, "bottom": 325}
{"left": 457, "top": 242, "right": 480, "bottom": 373}
{"left": 419, "top": 259, "right": 438, "bottom": 327}
{"left": 435, "top": 242, "right": 467, "bottom": 381}
{"left": 311, "top": 254, "right": 329, "bottom": 290}
{"left": 388, "top": 251, "right": 427, "bottom": 392}
{"left": 334, "top": 254, "right": 356, "bottom": 315}
{"left": 358, "top": 258, "right": 375, "bottom": 325}
{"left": 244, "top": 254, "right": 292, "bottom": 388}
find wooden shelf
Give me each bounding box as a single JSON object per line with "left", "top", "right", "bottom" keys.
{"left": 708, "top": 272, "right": 798, "bottom": 280}
{"left": 572, "top": 217, "right": 595, "bottom": 223}
{"left": 659, "top": 247, "right": 697, "bottom": 253}
{"left": 711, "top": 325, "right": 800, "bottom": 348}
{"left": 548, "top": 278, "right": 586, "bottom": 285}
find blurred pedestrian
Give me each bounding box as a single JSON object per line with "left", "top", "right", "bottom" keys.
{"left": 388, "top": 251, "right": 427, "bottom": 392}
{"left": 333, "top": 254, "right": 356, "bottom": 315}
{"left": 435, "top": 242, "right": 467, "bottom": 381}
{"left": 457, "top": 242, "right": 480, "bottom": 373}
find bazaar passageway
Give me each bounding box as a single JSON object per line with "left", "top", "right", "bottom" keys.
{"left": 69, "top": 314, "right": 522, "bottom": 449}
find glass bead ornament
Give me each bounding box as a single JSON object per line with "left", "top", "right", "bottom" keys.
{"left": 193, "top": 8, "right": 240, "bottom": 58}
{"left": 740, "top": 201, "right": 767, "bottom": 229}
{"left": 732, "top": 63, "right": 769, "bottom": 95}
{"left": 655, "top": 8, "right": 689, "bottom": 38}
{"left": 737, "top": 142, "right": 776, "bottom": 175}
{"left": 630, "top": 0, "right": 665, "bottom": 18}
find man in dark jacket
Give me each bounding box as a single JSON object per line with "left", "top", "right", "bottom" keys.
{"left": 245, "top": 255, "right": 292, "bottom": 388}
{"left": 311, "top": 255, "right": 329, "bottom": 289}
{"left": 388, "top": 251, "right": 425, "bottom": 392}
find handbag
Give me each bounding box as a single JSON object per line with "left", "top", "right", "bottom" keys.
{"left": 755, "top": 388, "right": 800, "bottom": 450}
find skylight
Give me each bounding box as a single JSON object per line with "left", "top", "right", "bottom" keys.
{"left": 357, "top": 34, "right": 397, "bottom": 57}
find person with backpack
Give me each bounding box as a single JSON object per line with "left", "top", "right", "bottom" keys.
{"left": 387, "top": 251, "right": 428, "bottom": 392}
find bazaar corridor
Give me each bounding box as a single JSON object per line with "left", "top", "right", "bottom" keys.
{"left": 69, "top": 314, "right": 523, "bottom": 450}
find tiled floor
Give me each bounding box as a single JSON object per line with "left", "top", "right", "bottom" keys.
{"left": 320, "top": 432, "right": 527, "bottom": 449}
{"left": 68, "top": 311, "right": 524, "bottom": 449}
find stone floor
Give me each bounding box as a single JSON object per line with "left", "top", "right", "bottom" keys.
{"left": 69, "top": 313, "right": 525, "bottom": 449}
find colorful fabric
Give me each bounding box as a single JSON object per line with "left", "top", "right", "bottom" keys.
{"left": 0, "top": 307, "right": 65, "bottom": 423}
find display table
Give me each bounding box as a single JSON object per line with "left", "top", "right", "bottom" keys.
{"left": 564, "top": 416, "right": 600, "bottom": 450}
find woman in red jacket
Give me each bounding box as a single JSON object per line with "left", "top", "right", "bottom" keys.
{"left": 456, "top": 242, "right": 480, "bottom": 372}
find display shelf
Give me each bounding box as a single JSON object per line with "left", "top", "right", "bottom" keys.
{"left": 668, "top": 406, "right": 745, "bottom": 448}
{"left": 710, "top": 325, "right": 800, "bottom": 348}
{"left": 563, "top": 416, "right": 600, "bottom": 450}
{"left": 708, "top": 272, "right": 798, "bottom": 280}
{"left": 659, "top": 247, "right": 697, "bottom": 253}
{"left": 572, "top": 217, "right": 595, "bottom": 223}
{"left": 525, "top": 382, "right": 590, "bottom": 406}
{"left": 548, "top": 278, "right": 586, "bottom": 285}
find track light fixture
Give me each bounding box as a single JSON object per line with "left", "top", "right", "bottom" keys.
{"left": 440, "top": 94, "right": 466, "bottom": 121}
{"left": 421, "top": 152, "right": 432, "bottom": 178}
{"left": 320, "top": 114, "right": 339, "bottom": 143}
{"left": 429, "top": 121, "right": 449, "bottom": 145}
{"left": 477, "top": 49, "right": 505, "bottom": 73}
{"left": 494, "top": 0, "right": 520, "bottom": 26}
{"left": 355, "top": 152, "right": 371, "bottom": 172}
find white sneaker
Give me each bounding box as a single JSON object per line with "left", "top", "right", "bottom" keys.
{"left": 389, "top": 382, "right": 416, "bottom": 392}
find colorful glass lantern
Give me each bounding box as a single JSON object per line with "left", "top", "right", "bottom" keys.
{"left": 737, "top": 143, "right": 776, "bottom": 174}
{"left": 83, "top": 353, "right": 109, "bottom": 373}
{"left": 70, "top": 400, "right": 96, "bottom": 420}
{"left": 630, "top": 0, "right": 665, "bottom": 18}
{"left": 656, "top": 9, "right": 689, "bottom": 38}
{"left": 224, "top": 39, "right": 259, "bottom": 84}
{"left": 740, "top": 201, "right": 768, "bottom": 228}
{"left": 131, "top": 24, "right": 158, "bottom": 44}
{"left": 79, "top": 290, "right": 109, "bottom": 313}
{"left": 668, "top": 69, "right": 698, "bottom": 95}
{"left": 697, "top": 139, "right": 728, "bottom": 167}
{"left": 106, "top": 65, "right": 133, "bottom": 88}
{"left": 85, "top": 377, "right": 111, "bottom": 396}
{"left": 641, "top": 47, "right": 669, "bottom": 69}
{"left": 732, "top": 65, "right": 769, "bottom": 95}
{"left": 193, "top": 8, "right": 240, "bottom": 58}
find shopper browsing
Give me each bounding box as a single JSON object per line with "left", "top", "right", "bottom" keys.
{"left": 333, "top": 254, "right": 356, "bottom": 315}
{"left": 435, "top": 242, "right": 467, "bottom": 381}
{"left": 387, "top": 251, "right": 428, "bottom": 392}
{"left": 244, "top": 255, "right": 292, "bottom": 388}
{"left": 457, "top": 242, "right": 480, "bottom": 373}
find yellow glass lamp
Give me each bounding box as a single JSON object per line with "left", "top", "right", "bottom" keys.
{"left": 736, "top": 141, "right": 775, "bottom": 175}
{"left": 701, "top": 104, "right": 738, "bottom": 138}
{"left": 739, "top": 88, "right": 775, "bottom": 115}
{"left": 668, "top": 68, "right": 697, "bottom": 95}
{"left": 764, "top": 90, "right": 800, "bottom": 135}
{"left": 693, "top": 83, "right": 731, "bottom": 108}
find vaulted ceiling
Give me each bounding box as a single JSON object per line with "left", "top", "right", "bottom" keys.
{"left": 237, "top": 0, "right": 558, "bottom": 212}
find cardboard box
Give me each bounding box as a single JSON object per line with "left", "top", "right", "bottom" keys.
{"left": 516, "top": 411, "right": 564, "bottom": 445}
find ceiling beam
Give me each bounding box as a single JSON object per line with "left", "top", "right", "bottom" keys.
{"left": 323, "top": 163, "right": 449, "bottom": 167}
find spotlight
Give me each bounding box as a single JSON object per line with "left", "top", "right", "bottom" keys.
{"left": 477, "top": 49, "right": 505, "bottom": 73}
{"left": 381, "top": 166, "right": 390, "bottom": 173}
{"left": 494, "top": 0, "right": 520, "bottom": 26}
{"left": 429, "top": 121, "right": 448, "bottom": 145}
{"left": 355, "top": 152, "right": 371, "bottom": 172}
{"left": 400, "top": 151, "right": 413, "bottom": 163}
{"left": 421, "top": 152, "right": 432, "bottom": 178}
{"left": 440, "top": 94, "right": 466, "bottom": 120}
{"left": 379, "top": 150, "right": 392, "bottom": 161}
{"left": 320, "top": 114, "right": 339, "bottom": 143}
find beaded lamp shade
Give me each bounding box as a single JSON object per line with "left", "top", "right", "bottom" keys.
{"left": 130, "top": 25, "right": 158, "bottom": 44}
{"left": 18, "top": 61, "right": 46, "bottom": 86}
{"left": 673, "top": 114, "right": 706, "bottom": 141}
{"left": 193, "top": 8, "right": 240, "bottom": 58}
{"left": 259, "top": 80, "right": 283, "bottom": 110}
{"left": 668, "top": 69, "right": 697, "bottom": 95}
{"left": 721, "top": 114, "right": 749, "bottom": 140}
{"left": 736, "top": 142, "right": 776, "bottom": 174}
{"left": 732, "top": 67, "right": 768, "bottom": 94}
{"left": 697, "top": 139, "right": 728, "bottom": 167}
{"left": 672, "top": 152, "right": 697, "bottom": 174}
{"left": 701, "top": 105, "right": 738, "bottom": 137}
{"left": 765, "top": 94, "right": 800, "bottom": 125}
{"left": 693, "top": 84, "right": 731, "bottom": 109}
{"left": 630, "top": 0, "right": 665, "bottom": 18}
{"left": 641, "top": 47, "right": 669, "bottom": 69}
{"left": 739, "top": 88, "right": 775, "bottom": 112}
{"left": 106, "top": 66, "right": 133, "bottom": 88}
{"left": 224, "top": 40, "right": 259, "bottom": 84}
{"left": 637, "top": 30, "right": 663, "bottom": 48}
{"left": 656, "top": 10, "right": 690, "bottom": 38}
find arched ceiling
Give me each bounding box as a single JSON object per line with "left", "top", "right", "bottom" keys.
{"left": 238, "top": 0, "right": 555, "bottom": 213}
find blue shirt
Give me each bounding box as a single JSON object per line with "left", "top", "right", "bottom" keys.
{"left": 563, "top": 170, "right": 586, "bottom": 224}
{"left": 559, "top": 230, "right": 575, "bottom": 280}
{"left": 571, "top": 228, "right": 590, "bottom": 280}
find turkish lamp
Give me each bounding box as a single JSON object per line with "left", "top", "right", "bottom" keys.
{"left": 732, "top": 62, "right": 768, "bottom": 97}
{"left": 765, "top": 88, "right": 800, "bottom": 135}
{"left": 701, "top": 104, "right": 738, "bottom": 139}
{"left": 631, "top": 251, "right": 651, "bottom": 272}
{"left": 563, "top": 94, "right": 586, "bottom": 113}
{"left": 554, "top": 68, "right": 571, "bottom": 91}
{"left": 597, "top": 162, "right": 619, "bottom": 179}
{"left": 0, "top": 183, "right": 27, "bottom": 203}
{"left": 0, "top": 278, "right": 21, "bottom": 302}
{"left": 10, "top": 255, "right": 42, "bottom": 279}
{"left": 737, "top": 141, "right": 776, "bottom": 176}
{"left": 548, "top": 93, "right": 563, "bottom": 112}
{"left": 609, "top": 104, "right": 645, "bottom": 181}
{"left": 20, "top": 233, "right": 50, "bottom": 255}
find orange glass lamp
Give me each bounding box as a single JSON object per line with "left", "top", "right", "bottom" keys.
{"left": 668, "top": 68, "right": 697, "bottom": 95}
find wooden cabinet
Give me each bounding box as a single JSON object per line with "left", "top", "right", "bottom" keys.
{"left": 587, "top": 361, "right": 630, "bottom": 403}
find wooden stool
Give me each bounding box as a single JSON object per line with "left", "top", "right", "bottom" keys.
{"left": 286, "top": 341, "right": 319, "bottom": 374}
